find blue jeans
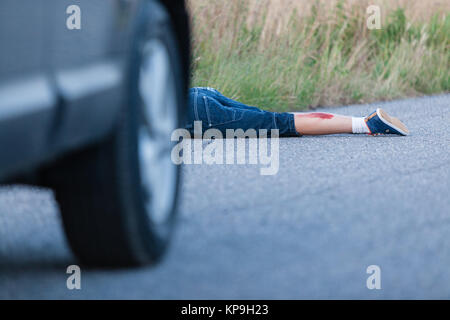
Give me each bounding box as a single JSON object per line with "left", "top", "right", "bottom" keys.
{"left": 185, "top": 87, "right": 300, "bottom": 137}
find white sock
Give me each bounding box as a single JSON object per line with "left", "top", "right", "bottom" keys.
{"left": 352, "top": 117, "right": 369, "bottom": 134}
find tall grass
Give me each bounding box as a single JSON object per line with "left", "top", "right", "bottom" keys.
{"left": 189, "top": 0, "right": 450, "bottom": 111}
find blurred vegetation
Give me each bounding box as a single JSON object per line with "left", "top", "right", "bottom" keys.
{"left": 189, "top": 0, "right": 449, "bottom": 111}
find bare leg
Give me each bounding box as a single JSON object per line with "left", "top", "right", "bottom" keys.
{"left": 292, "top": 112, "right": 352, "bottom": 135}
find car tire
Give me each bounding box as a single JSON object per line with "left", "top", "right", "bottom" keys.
{"left": 41, "top": 0, "right": 186, "bottom": 267}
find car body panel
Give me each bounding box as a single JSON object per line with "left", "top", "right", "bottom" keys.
{"left": 0, "top": 1, "right": 56, "bottom": 178}
{"left": 0, "top": 0, "right": 189, "bottom": 181}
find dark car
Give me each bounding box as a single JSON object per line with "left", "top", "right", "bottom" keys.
{"left": 0, "top": 0, "right": 190, "bottom": 267}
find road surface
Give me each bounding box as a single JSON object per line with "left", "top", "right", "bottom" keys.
{"left": 1, "top": 94, "right": 449, "bottom": 299}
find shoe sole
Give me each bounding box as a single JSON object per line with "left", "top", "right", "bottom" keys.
{"left": 377, "top": 108, "right": 409, "bottom": 136}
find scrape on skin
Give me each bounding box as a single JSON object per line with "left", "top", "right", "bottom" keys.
{"left": 295, "top": 113, "right": 334, "bottom": 119}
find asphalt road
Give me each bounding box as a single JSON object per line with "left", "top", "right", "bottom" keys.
{"left": 1, "top": 94, "right": 449, "bottom": 299}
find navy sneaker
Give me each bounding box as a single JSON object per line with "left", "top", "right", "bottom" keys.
{"left": 365, "top": 108, "right": 409, "bottom": 136}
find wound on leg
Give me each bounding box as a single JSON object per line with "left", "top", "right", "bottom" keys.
{"left": 295, "top": 113, "right": 334, "bottom": 120}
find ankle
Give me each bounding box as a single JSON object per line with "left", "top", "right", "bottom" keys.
{"left": 352, "top": 117, "right": 370, "bottom": 134}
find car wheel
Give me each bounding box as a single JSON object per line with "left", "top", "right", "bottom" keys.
{"left": 41, "top": 0, "right": 186, "bottom": 267}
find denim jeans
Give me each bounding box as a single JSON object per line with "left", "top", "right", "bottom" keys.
{"left": 185, "top": 87, "right": 300, "bottom": 137}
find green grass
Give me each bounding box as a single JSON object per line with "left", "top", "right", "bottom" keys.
{"left": 190, "top": 1, "right": 449, "bottom": 111}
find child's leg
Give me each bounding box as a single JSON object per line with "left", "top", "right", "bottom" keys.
{"left": 187, "top": 88, "right": 409, "bottom": 136}
{"left": 193, "top": 88, "right": 357, "bottom": 135}
{"left": 292, "top": 112, "right": 353, "bottom": 135}
{"left": 292, "top": 108, "right": 409, "bottom": 136}
{"left": 187, "top": 88, "right": 299, "bottom": 137}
